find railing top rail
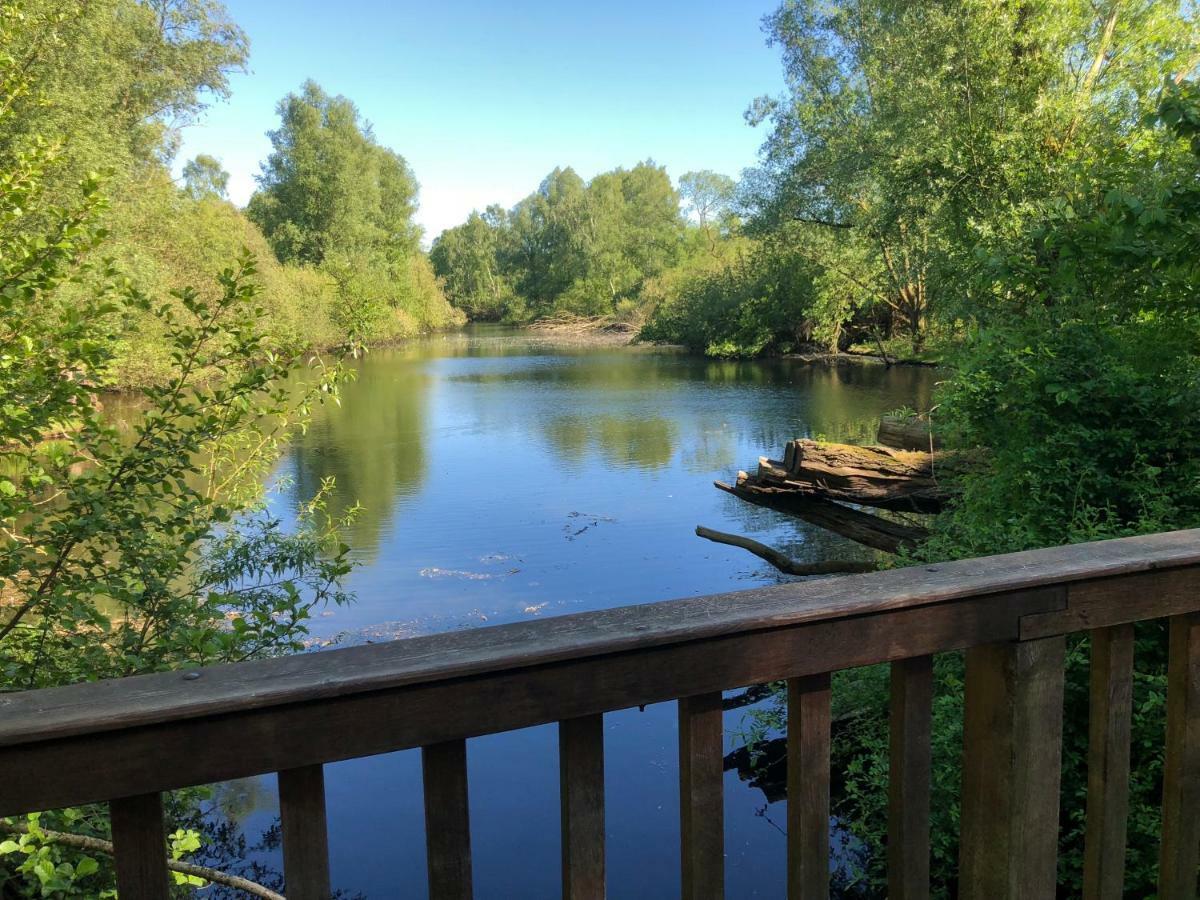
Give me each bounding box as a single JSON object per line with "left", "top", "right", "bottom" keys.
{"left": 2, "top": 528, "right": 1198, "bottom": 749}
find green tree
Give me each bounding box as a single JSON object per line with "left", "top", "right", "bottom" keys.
{"left": 430, "top": 210, "right": 514, "bottom": 320}
{"left": 247, "top": 80, "right": 420, "bottom": 265}
{"left": 678, "top": 169, "right": 735, "bottom": 251}
{"left": 247, "top": 80, "right": 462, "bottom": 340}
{"left": 0, "top": 0, "right": 248, "bottom": 196}
{"left": 439, "top": 161, "right": 685, "bottom": 320}
{"left": 181, "top": 153, "right": 229, "bottom": 199}
{"left": 743, "top": 0, "right": 1199, "bottom": 352}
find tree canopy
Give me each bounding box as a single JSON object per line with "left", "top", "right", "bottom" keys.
{"left": 432, "top": 161, "right": 685, "bottom": 321}
{"left": 247, "top": 80, "right": 421, "bottom": 266}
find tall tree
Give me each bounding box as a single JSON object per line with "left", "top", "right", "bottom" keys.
{"left": 678, "top": 169, "right": 735, "bottom": 250}
{"left": 0, "top": 0, "right": 248, "bottom": 192}
{"left": 743, "top": 0, "right": 1198, "bottom": 350}
{"left": 181, "top": 153, "right": 229, "bottom": 199}
{"left": 247, "top": 80, "right": 421, "bottom": 266}
{"left": 429, "top": 211, "right": 513, "bottom": 320}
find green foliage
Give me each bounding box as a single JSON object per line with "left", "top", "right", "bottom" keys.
{"left": 0, "top": 0, "right": 248, "bottom": 195}
{"left": 428, "top": 209, "right": 516, "bottom": 320}
{"left": 0, "top": 814, "right": 113, "bottom": 899}
{"left": 0, "top": 31, "right": 361, "bottom": 891}
{"left": 247, "top": 80, "right": 463, "bottom": 340}
{"left": 248, "top": 80, "right": 421, "bottom": 265}
{"left": 181, "top": 153, "right": 229, "bottom": 200}
{"left": 678, "top": 169, "right": 736, "bottom": 251}
{"left": 740, "top": 0, "right": 1199, "bottom": 353}
{"left": 641, "top": 228, "right": 845, "bottom": 356}
{"left": 432, "top": 161, "right": 684, "bottom": 321}
{"left": 0, "top": 176, "right": 357, "bottom": 685}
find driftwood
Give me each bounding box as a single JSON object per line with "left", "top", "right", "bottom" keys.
{"left": 695, "top": 526, "right": 877, "bottom": 576}
{"left": 706, "top": 416, "right": 955, "bottom": 571}
{"left": 770, "top": 439, "right": 946, "bottom": 514}
{"left": 716, "top": 478, "right": 929, "bottom": 554}
{"left": 877, "top": 415, "right": 942, "bottom": 452}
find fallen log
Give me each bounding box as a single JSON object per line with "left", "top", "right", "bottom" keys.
{"left": 716, "top": 477, "right": 930, "bottom": 554}
{"left": 877, "top": 415, "right": 942, "bottom": 451}
{"left": 695, "top": 525, "right": 877, "bottom": 577}
{"left": 768, "top": 438, "right": 946, "bottom": 514}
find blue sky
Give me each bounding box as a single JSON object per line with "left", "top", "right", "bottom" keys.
{"left": 175, "top": 0, "right": 785, "bottom": 243}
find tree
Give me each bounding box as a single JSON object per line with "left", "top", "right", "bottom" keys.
{"left": 247, "top": 80, "right": 420, "bottom": 266}
{"left": 438, "top": 161, "right": 685, "bottom": 320}
{"left": 0, "top": 0, "right": 248, "bottom": 196}
{"left": 743, "top": 0, "right": 1199, "bottom": 352}
{"left": 430, "top": 211, "right": 514, "bottom": 320}
{"left": 678, "top": 169, "right": 735, "bottom": 250}
{"left": 181, "top": 153, "right": 229, "bottom": 199}
{"left": 246, "top": 81, "right": 462, "bottom": 339}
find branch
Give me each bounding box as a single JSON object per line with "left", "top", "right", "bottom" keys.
{"left": 0, "top": 821, "right": 284, "bottom": 900}
{"left": 695, "top": 525, "right": 877, "bottom": 576}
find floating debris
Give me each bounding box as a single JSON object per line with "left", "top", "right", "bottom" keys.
{"left": 563, "top": 511, "right": 617, "bottom": 540}
{"left": 419, "top": 567, "right": 519, "bottom": 581}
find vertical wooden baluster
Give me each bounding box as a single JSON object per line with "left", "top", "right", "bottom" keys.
{"left": 1083, "top": 624, "right": 1134, "bottom": 900}
{"left": 787, "top": 672, "right": 831, "bottom": 900}
{"left": 1158, "top": 612, "right": 1200, "bottom": 900}
{"left": 423, "top": 739, "right": 473, "bottom": 899}
{"left": 109, "top": 793, "right": 169, "bottom": 900}
{"left": 560, "top": 714, "right": 605, "bottom": 900}
{"left": 888, "top": 656, "right": 932, "bottom": 900}
{"left": 959, "top": 637, "right": 1065, "bottom": 900}
{"left": 679, "top": 692, "right": 724, "bottom": 900}
{"left": 279, "top": 764, "right": 333, "bottom": 900}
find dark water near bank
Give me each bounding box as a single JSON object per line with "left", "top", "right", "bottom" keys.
{"left": 215, "top": 326, "right": 935, "bottom": 898}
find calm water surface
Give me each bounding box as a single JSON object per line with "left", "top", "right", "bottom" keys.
{"left": 218, "top": 326, "right": 935, "bottom": 898}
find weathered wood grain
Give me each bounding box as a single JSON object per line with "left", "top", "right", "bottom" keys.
{"left": 888, "top": 655, "right": 932, "bottom": 900}
{"left": 0, "top": 590, "right": 1062, "bottom": 817}
{"left": 718, "top": 478, "right": 929, "bottom": 553}
{"left": 3, "top": 529, "right": 1196, "bottom": 750}
{"left": 772, "top": 440, "right": 944, "bottom": 512}
{"left": 877, "top": 416, "right": 942, "bottom": 452}
{"left": 1020, "top": 566, "right": 1200, "bottom": 639}
{"left": 1082, "top": 625, "right": 1134, "bottom": 900}
{"left": 959, "top": 638, "right": 1066, "bottom": 900}
{"left": 679, "top": 692, "right": 724, "bottom": 900}
{"left": 422, "top": 740, "right": 473, "bottom": 900}
{"left": 278, "top": 764, "right": 332, "bottom": 900}
{"left": 1158, "top": 612, "right": 1200, "bottom": 900}
{"left": 787, "top": 672, "right": 831, "bottom": 900}
{"left": 109, "top": 793, "right": 169, "bottom": 900}
{"left": 559, "top": 714, "right": 605, "bottom": 900}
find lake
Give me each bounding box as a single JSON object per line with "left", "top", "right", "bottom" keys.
{"left": 213, "top": 325, "right": 936, "bottom": 898}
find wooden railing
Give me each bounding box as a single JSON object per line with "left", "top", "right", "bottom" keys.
{"left": 3, "top": 529, "right": 1200, "bottom": 899}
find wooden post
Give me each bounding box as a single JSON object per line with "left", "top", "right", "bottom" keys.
{"left": 279, "top": 764, "right": 333, "bottom": 900}
{"left": 1082, "top": 625, "right": 1134, "bottom": 900}
{"left": 888, "top": 656, "right": 932, "bottom": 900}
{"left": 560, "top": 714, "right": 605, "bottom": 900}
{"left": 959, "top": 637, "right": 1065, "bottom": 900}
{"left": 422, "top": 739, "right": 473, "bottom": 899}
{"left": 787, "top": 672, "right": 831, "bottom": 900}
{"left": 679, "top": 692, "right": 724, "bottom": 900}
{"left": 109, "top": 793, "right": 170, "bottom": 900}
{"left": 1158, "top": 612, "right": 1200, "bottom": 900}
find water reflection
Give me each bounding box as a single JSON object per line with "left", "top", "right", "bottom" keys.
{"left": 239, "top": 326, "right": 935, "bottom": 898}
